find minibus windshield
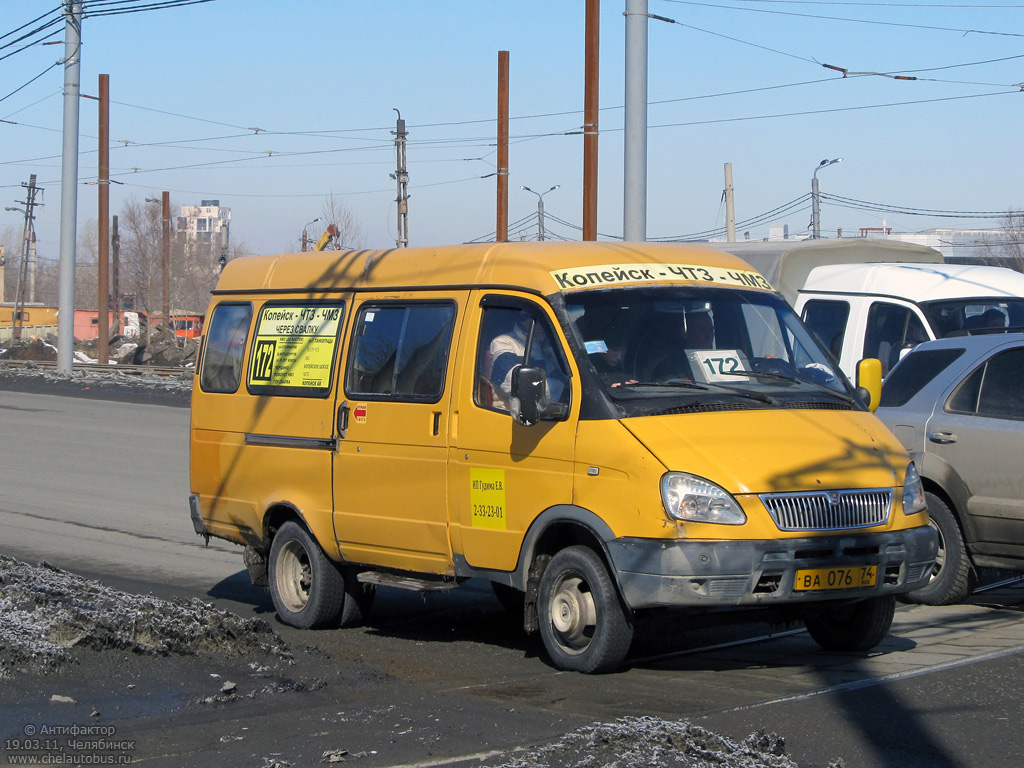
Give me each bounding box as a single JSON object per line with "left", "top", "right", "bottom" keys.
{"left": 564, "top": 285, "right": 855, "bottom": 410}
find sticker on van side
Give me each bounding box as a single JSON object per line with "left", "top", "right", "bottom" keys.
{"left": 247, "top": 303, "right": 343, "bottom": 395}
{"left": 551, "top": 264, "right": 772, "bottom": 292}
{"left": 470, "top": 468, "right": 507, "bottom": 530}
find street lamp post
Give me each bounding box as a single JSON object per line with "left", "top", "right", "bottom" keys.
{"left": 811, "top": 158, "right": 842, "bottom": 239}
{"left": 145, "top": 192, "right": 170, "bottom": 335}
{"left": 302, "top": 217, "right": 322, "bottom": 252}
{"left": 520, "top": 185, "right": 559, "bottom": 241}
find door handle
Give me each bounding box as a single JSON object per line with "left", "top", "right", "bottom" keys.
{"left": 927, "top": 431, "right": 957, "bottom": 444}
{"left": 337, "top": 401, "right": 349, "bottom": 439}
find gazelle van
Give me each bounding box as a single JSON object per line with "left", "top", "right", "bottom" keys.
{"left": 189, "top": 241, "right": 936, "bottom": 673}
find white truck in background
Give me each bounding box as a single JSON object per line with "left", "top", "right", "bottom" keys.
{"left": 704, "top": 239, "right": 1024, "bottom": 381}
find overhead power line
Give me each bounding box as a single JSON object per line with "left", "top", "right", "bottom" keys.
{"left": 659, "top": 0, "right": 1024, "bottom": 37}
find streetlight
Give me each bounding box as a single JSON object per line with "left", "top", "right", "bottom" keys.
{"left": 811, "top": 158, "right": 843, "bottom": 239}
{"left": 302, "top": 217, "right": 322, "bottom": 252}
{"left": 520, "top": 185, "right": 559, "bottom": 241}
{"left": 146, "top": 193, "right": 171, "bottom": 337}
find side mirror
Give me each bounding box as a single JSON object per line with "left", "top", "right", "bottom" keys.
{"left": 511, "top": 366, "right": 567, "bottom": 426}
{"left": 856, "top": 358, "right": 882, "bottom": 412}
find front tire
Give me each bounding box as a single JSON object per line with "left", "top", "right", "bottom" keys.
{"left": 537, "top": 546, "right": 633, "bottom": 673}
{"left": 268, "top": 521, "right": 345, "bottom": 629}
{"left": 904, "top": 492, "right": 975, "bottom": 606}
{"left": 805, "top": 595, "right": 896, "bottom": 652}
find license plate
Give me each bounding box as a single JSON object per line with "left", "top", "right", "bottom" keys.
{"left": 794, "top": 565, "right": 877, "bottom": 591}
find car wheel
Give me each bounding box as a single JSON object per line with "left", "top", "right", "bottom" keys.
{"left": 537, "top": 546, "right": 633, "bottom": 673}
{"left": 268, "top": 521, "right": 345, "bottom": 629}
{"left": 805, "top": 595, "right": 896, "bottom": 652}
{"left": 903, "top": 492, "right": 975, "bottom": 606}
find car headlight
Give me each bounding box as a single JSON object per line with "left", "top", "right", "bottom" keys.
{"left": 902, "top": 462, "right": 927, "bottom": 515}
{"left": 660, "top": 472, "right": 746, "bottom": 525}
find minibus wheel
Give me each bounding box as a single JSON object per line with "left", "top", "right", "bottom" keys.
{"left": 537, "top": 546, "right": 633, "bottom": 673}
{"left": 269, "top": 521, "right": 345, "bottom": 629}
{"left": 804, "top": 594, "right": 895, "bottom": 652}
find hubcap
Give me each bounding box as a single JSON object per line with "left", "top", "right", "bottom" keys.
{"left": 550, "top": 576, "right": 597, "bottom": 651}
{"left": 276, "top": 539, "right": 312, "bottom": 612}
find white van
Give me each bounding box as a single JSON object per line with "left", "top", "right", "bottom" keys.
{"left": 795, "top": 263, "right": 1024, "bottom": 380}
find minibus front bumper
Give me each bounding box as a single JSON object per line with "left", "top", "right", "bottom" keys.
{"left": 606, "top": 525, "right": 937, "bottom": 610}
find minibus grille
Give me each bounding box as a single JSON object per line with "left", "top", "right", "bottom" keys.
{"left": 760, "top": 489, "right": 892, "bottom": 531}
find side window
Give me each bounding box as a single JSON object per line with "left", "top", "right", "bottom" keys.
{"left": 199, "top": 303, "right": 253, "bottom": 393}
{"left": 949, "top": 348, "right": 1024, "bottom": 420}
{"left": 475, "top": 305, "right": 569, "bottom": 415}
{"left": 880, "top": 348, "right": 965, "bottom": 408}
{"left": 864, "top": 302, "right": 928, "bottom": 377}
{"left": 345, "top": 302, "right": 456, "bottom": 402}
{"left": 802, "top": 300, "right": 850, "bottom": 363}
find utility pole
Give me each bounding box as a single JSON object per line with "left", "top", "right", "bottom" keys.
{"left": 161, "top": 191, "right": 170, "bottom": 331}
{"left": 6, "top": 175, "right": 43, "bottom": 341}
{"left": 56, "top": 0, "right": 82, "bottom": 375}
{"left": 583, "top": 0, "right": 599, "bottom": 241}
{"left": 97, "top": 73, "right": 110, "bottom": 364}
{"left": 724, "top": 163, "right": 736, "bottom": 243}
{"left": 111, "top": 215, "right": 120, "bottom": 336}
{"left": 497, "top": 51, "right": 509, "bottom": 242}
{"left": 391, "top": 109, "right": 409, "bottom": 248}
{"left": 623, "top": 0, "right": 648, "bottom": 242}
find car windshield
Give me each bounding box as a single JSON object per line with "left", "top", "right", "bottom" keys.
{"left": 921, "top": 298, "right": 1024, "bottom": 338}
{"left": 563, "top": 285, "right": 855, "bottom": 413}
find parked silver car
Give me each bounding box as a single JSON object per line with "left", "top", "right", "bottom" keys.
{"left": 876, "top": 332, "right": 1024, "bottom": 604}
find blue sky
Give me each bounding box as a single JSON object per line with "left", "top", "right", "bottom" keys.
{"left": 2, "top": 0, "right": 1022, "bottom": 258}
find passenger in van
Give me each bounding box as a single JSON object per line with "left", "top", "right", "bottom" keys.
{"left": 486, "top": 310, "right": 531, "bottom": 411}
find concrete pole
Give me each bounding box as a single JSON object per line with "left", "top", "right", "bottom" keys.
{"left": 583, "top": 0, "right": 599, "bottom": 241}
{"left": 56, "top": 1, "right": 83, "bottom": 375}
{"left": 98, "top": 73, "right": 109, "bottom": 364}
{"left": 724, "top": 163, "right": 736, "bottom": 243}
{"left": 811, "top": 175, "right": 821, "bottom": 239}
{"left": 623, "top": 0, "right": 648, "bottom": 242}
{"left": 161, "top": 191, "right": 170, "bottom": 330}
{"left": 497, "top": 51, "right": 509, "bottom": 242}
{"left": 111, "top": 215, "right": 120, "bottom": 335}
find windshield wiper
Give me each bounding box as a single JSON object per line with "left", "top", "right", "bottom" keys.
{"left": 623, "top": 378, "right": 710, "bottom": 390}
{"left": 719, "top": 370, "right": 859, "bottom": 406}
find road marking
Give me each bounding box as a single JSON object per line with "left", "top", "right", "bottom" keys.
{"left": 703, "top": 641, "right": 1024, "bottom": 716}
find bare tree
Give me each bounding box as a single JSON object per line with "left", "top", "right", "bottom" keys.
{"left": 319, "top": 194, "right": 365, "bottom": 250}
{"left": 976, "top": 210, "right": 1024, "bottom": 273}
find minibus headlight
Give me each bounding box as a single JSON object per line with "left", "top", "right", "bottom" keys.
{"left": 903, "top": 462, "right": 927, "bottom": 516}
{"left": 660, "top": 473, "right": 746, "bottom": 525}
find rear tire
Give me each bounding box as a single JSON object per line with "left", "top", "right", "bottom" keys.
{"left": 538, "top": 546, "right": 633, "bottom": 673}
{"left": 805, "top": 595, "right": 896, "bottom": 652}
{"left": 903, "top": 492, "right": 975, "bottom": 606}
{"left": 268, "top": 521, "right": 344, "bottom": 629}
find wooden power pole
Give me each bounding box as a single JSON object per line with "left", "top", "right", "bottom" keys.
{"left": 497, "top": 50, "right": 509, "bottom": 242}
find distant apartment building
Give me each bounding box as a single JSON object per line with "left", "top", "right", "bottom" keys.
{"left": 178, "top": 199, "right": 230, "bottom": 262}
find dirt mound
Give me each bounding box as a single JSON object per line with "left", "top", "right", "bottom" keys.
{"left": 0, "top": 337, "right": 57, "bottom": 361}
{"left": 487, "top": 717, "right": 804, "bottom": 768}
{"left": 0, "top": 555, "right": 289, "bottom": 679}
{"left": 1, "top": 329, "right": 198, "bottom": 368}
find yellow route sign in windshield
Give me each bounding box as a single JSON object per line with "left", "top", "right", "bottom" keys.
{"left": 247, "top": 304, "right": 343, "bottom": 394}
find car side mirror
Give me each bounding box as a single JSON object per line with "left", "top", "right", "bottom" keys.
{"left": 511, "top": 366, "right": 567, "bottom": 426}
{"left": 856, "top": 357, "right": 882, "bottom": 412}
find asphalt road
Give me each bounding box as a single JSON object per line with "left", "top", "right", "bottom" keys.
{"left": 2, "top": 385, "right": 1023, "bottom": 768}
